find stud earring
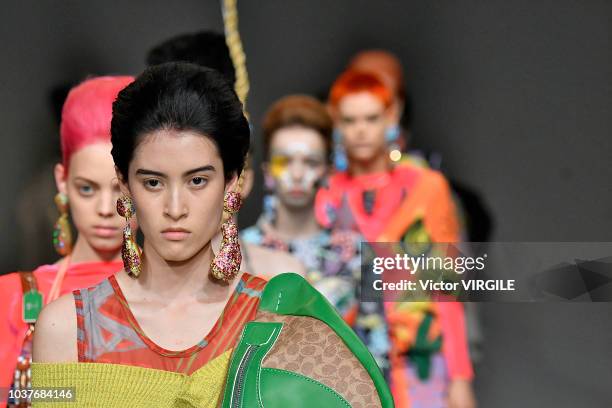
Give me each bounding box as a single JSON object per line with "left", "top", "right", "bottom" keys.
{"left": 210, "top": 191, "right": 242, "bottom": 283}
{"left": 52, "top": 193, "right": 73, "bottom": 256}
{"left": 117, "top": 196, "right": 141, "bottom": 278}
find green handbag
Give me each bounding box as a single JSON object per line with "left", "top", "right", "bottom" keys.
{"left": 221, "top": 273, "right": 394, "bottom": 408}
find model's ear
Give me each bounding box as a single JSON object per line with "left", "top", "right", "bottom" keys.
{"left": 54, "top": 163, "right": 67, "bottom": 195}
{"left": 326, "top": 102, "right": 338, "bottom": 121}
{"left": 240, "top": 167, "right": 255, "bottom": 200}
{"left": 261, "top": 161, "right": 277, "bottom": 192}
{"left": 225, "top": 172, "right": 240, "bottom": 194}
{"left": 387, "top": 98, "right": 404, "bottom": 124}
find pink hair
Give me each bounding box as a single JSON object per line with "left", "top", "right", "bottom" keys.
{"left": 60, "top": 76, "right": 134, "bottom": 166}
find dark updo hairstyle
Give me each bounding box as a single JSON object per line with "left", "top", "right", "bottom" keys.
{"left": 145, "top": 31, "right": 236, "bottom": 87}
{"left": 111, "top": 62, "right": 250, "bottom": 181}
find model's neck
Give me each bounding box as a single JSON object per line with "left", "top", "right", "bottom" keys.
{"left": 137, "top": 240, "right": 219, "bottom": 299}
{"left": 69, "top": 237, "right": 121, "bottom": 264}
{"left": 348, "top": 152, "right": 390, "bottom": 176}
{"left": 273, "top": 201, "right": 320, "bottom": 240}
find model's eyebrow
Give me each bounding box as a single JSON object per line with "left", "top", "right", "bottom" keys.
{"left": 73, "top": 176, "right": 100, "bottom": 187}
{"left": 135, "top": 169, "right": 166, "bottom": 177}
{"left": 134, "top": 166, "right": 216, "bottom": 178}
{"left": 183, "top": 165, "right": 216, "bottom": 176}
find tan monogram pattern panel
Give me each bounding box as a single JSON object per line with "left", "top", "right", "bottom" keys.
{"left": 257, "top": 311, "right": 381, "bottom": 408}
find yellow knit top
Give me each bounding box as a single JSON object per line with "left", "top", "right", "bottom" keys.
{"left": 31, "top": 349, "right": 231, "bottom": 407}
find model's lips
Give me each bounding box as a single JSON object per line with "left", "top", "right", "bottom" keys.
{"left": 161, "top": 228, "right": 191, "bottom": 241}
{"left": 353, "top": 143, "right": 372, "bottom": 149}
{"left": 288, "top": 189, "right": 306, "bottom": 197}
{"left": 93, "top": 226, "right": 120, "bottom": 238}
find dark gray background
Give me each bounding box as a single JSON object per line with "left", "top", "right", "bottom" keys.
{"left": 1, "top": 1, "right": 610, "bottom": 406}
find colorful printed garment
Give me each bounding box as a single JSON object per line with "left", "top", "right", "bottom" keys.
{"left": 315, "top": 162, "right": 473, "bottom": 408}
{"left": 74, "top": 273, "right": 266, "bottom": 374}
{"left": 32, "top": 273, "right": 394, "bottom": 408}
{"left": 241, "top": 216, "right": 360, "bottom": 319}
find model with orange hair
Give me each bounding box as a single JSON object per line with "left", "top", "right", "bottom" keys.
{"left": 316, "top": 69, "right": 476, "bottom": 408}
{"left": 0, "top": 76, "right": 133, "bottom": 407}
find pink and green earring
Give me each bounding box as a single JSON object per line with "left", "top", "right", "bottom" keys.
{"left": 52, "top": 192, "right": 72, "bottom": 256}
{"left": 210, "top": 191, "right": 242, "bottom": 283}
{"left": 117, "top": 196, "right": 141, "bottom": 278}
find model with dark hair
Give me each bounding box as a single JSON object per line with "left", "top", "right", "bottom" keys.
{"left": 31, "top": 63, "right": 393, "bottom": 408}
{"left": 146, "top": 31, "right": 236, "bottom": 86}
{"left": 0, "top": 76, "right": 133, "bottom": 407}
{"left": 145, "top": 30, "right": 307, "bottom": 279}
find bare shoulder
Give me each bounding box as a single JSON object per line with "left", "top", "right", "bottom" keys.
{"left": 271, "top": 250, "right": 307, "bottom": 277}
{"left": 32, "top": 292, "right": 78, "bottom": 363}
{"left": 245, "top": 244, "right": 307, "bottom": 278}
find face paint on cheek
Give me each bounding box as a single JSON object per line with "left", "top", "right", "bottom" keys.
{"left": 299, "top": 168, "right": 320, "bottom": 190}
{"left": 279, "top": 169, "right": 296, "bottom": 190}
{"left": 279, "top": 166, "right": 322, "bottom": 192}
{"left": 269, "top": 155, "right": 289, "bottom": 179}
{"left": 270, "top": 144, "right": 326, "bottom": 192}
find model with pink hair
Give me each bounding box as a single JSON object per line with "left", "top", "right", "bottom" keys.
{"left": 0, "top": 76, "right": 133, "bottom": 407}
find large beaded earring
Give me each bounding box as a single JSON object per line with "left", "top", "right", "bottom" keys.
{"left": 210, "top": 191, "right": 242, "bottom": 283}
{"left": 117, "top": 196, "right": 141, "bottom": 278}
{"left": 52, "top": 192, "right": 73, "bottom": 255}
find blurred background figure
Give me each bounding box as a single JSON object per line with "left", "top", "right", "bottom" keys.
{"left": 347, "top": 49, "right": 493, "bottom": 244}
{"left": 241, "top": 95, "right": 358, "bottom": 315}
{"left": 146, "top": 31, "right": 236, "bottom": 86}
{"left": 16, "top": 83, "right": 78, "bottom": 270}
{"left": 317, "top": 69, "right": 476, "bottom": 408}
{"left": 348, "top": 49, "right": 411, "bottom": 156}
{"left": 0, "top": 76, "right": 132, "bottom": 407}
{"left": 349, "top": 49, "right": 487, "bottom": 365}
{"left": 145, "top": 30, "right": 306, "bottom": 279}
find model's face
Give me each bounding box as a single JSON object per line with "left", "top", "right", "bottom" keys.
{"left": 60, "top": 142, "right": 123, "bottom": 252}
{"left": 337, "top": 92, "right": 389, "bottom": 164}
{"left": 125, "top": 129, "right": 229, "bottom": 263}
{"left": 267, "top": 126, "right": 327, "bottom": 209}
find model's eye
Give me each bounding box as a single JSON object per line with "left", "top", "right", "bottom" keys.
{"left": 366, "top": 114, "right": 380, "bottom": 123}
{"left": 341, "top": 116, "right": 355, "bottom": 125}
{"left": 144, "top": 179, "right": 162, "bottom": 190}
{"left": 78, "top": 184, "right": 94, "bottom": 197}
{"left": 305, "top": 158, "right": 323, "bottom": 168}
{"left": 190, "top": 176, "right": 208, "bottom": 187}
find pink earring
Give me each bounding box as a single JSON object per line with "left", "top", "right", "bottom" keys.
{"left": 117, "top": 196, "right": 142, "bottom": 278}
{"left": 210, "top": 191, "right": 242, "bottom": 283}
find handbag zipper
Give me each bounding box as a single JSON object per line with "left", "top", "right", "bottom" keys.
{"left": 232, "top": 344, "right": 260, "bottom": 408}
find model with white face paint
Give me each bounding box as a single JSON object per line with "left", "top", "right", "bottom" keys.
{"left": 267, "top": 129, "right": 327, "bottom": 216}
{"left": 241, "top": 95, "right": 360, "bottom": 318}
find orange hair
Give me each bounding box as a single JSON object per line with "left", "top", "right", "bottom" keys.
{"left": 328, "top": 70, "right": 393, "bottom": 109}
